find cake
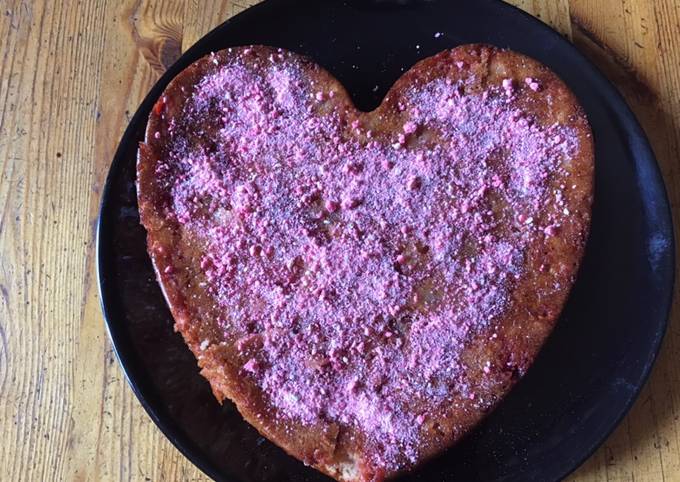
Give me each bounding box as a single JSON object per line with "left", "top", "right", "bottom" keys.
{"left": 137, "top": 44, "right": 593, "bottom": 481}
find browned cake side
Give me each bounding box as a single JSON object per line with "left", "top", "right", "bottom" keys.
{"left": 137, "top": 44, "right": 593, "bottom": 481}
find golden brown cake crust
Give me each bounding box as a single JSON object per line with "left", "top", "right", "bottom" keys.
{"left": 137, "top": 44, "right": 593, "bottom": 481}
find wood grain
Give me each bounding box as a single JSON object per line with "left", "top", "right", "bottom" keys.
{"left": 0, "top": 1, "right": 677, "bottom": 481}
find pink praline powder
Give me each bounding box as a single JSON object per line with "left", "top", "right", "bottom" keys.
{"left": 154, "top": 50, "right": 579, "bottom": 469}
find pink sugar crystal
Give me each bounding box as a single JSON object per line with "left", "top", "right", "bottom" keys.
{"left": 403, "top": 121, "right": 418, "bottom": 134}
{"left": 525, "top": 77, "right": 541, "bottom": 91}
{"left": 325, "top": 199, "right": 339, "bottom": 212}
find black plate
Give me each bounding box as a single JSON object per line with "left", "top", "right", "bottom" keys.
{"left": 97, "top": 1, "right": 675, "bottom": 480}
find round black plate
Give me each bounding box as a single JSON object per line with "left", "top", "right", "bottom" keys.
{"left": 97, "top": 1, "right": 675, "bottom": 480}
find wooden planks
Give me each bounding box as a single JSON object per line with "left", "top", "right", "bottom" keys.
{"left": 0, "top": 1, "right": 677, "bottom": 480}
{"left": 565, "top": 2, "right": 680, "bottom": 481}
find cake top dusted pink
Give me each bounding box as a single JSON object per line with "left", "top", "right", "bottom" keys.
{"left": 138, "top": 44, "right": 593, "bottom": 481}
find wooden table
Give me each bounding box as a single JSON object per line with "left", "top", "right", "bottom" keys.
{"left": 1, "top": 1, "right": 678, "bottom": 480}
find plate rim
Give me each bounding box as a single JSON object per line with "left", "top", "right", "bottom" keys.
{"left": 96, "top": 0, "right": 676, "bottom": 480}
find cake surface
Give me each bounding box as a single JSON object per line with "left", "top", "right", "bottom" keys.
{"left": 137, "top": 44, "right": 593, "bottom": 481}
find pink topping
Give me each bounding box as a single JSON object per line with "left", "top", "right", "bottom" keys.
{"left": 152, "top": 49, "right": 578, "bottom": 470}
{"left": 243, "top": 358, "right": 261, "bottom": 374}
{"left": 525, "top": 77, "right": 541, "bottom": 91}
{"left": 325, "top": 199, "right": 340, "bottom": 212}
{"left": 502, "top": 78, "right": 514, "bottom": 95}
{"left": 403, "top": 121, "right": 418, "bottom": 134}
{"left": 544, "top": 224, "right": 559, "bottom": 236}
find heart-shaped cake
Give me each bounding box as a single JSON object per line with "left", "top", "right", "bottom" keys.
{"left": 138, "top": 44, "right": 593, "bottom": 481}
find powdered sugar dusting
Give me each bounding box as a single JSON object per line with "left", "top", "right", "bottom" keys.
{"left": 150, "top": 48, "right": 580, "bottom": 470}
